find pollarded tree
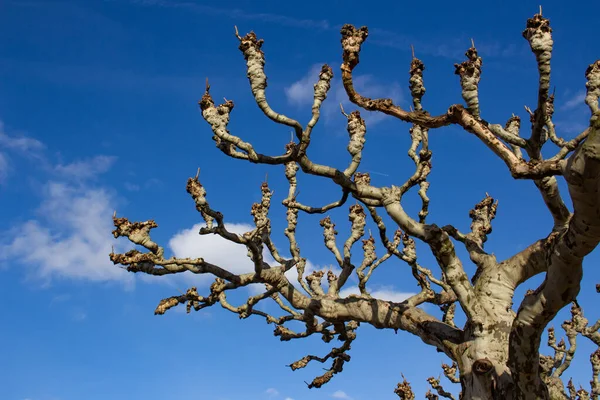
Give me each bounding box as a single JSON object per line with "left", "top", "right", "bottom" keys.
{"left": 109, "top": 9, "right": 600, "bottom": 400}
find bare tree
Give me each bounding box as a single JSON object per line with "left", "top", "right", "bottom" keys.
{"left": 109, "top": 9, "right": 600, "bottom": 400}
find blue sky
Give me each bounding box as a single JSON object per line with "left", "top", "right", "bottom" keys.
{"left": 1, "top": 0, "right": 599, "bottom": 399}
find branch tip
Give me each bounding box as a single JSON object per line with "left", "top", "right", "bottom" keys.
{"left": 340, "top": 103, "right": 348, "bottom": 117}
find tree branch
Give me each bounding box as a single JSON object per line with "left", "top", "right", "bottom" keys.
{"left": 522, "top": 11, "right": 553, "bottom": 158}
{"left": 235, "top": 29, "right": 304, "bottom": 139}
{"left": 454, "top": 42, "right": 482, "bottom": 120}
{"left": 510, "top": 62, "right": 600, "bottom": 396}
{"left": 427, "top": 376, "right": 456, "bottom": 400}
{"left": 394, "top": 375, "right": 416, "bottom": 399}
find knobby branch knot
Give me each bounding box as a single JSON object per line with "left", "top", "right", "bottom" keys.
{"left": 473, "top": 358, "right": 494, "bottom": 376}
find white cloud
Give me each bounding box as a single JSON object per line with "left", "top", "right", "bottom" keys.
{"left": 0, "top": 152, "right": 8, "bottom": 182}
{"left": 284, "top": 259, "right": 328, "bottom": 288}
{"left": 0, "top": 120, "right": 131, "bottom": 285}
{"left": 369, "top": 28, "right": 523, "bottom": 59}
{"left": 265, "top": 388, "right": 279, "bottom": 396}
{"left": 285, "top": 64, "right": 404, "bottom": 127}
{"left": 167, "top": 222, "right": 275, "bottom": 287}
{"left": 285, "top": 64, "right": 322, "bottom": 106}
{"left": 2, "top": 181, "right": 327, "bottom": 292}
{"left": 0, "top": 120, "right": 45, "bottom": 182}
{"left": 72, "top": 309, "right": 88, "bottom": 321}
{"left": 166, "top": 222, "right": 331, "bottom": 292}
{"left": 0, "top": 122, "right": 116, "bottom": 183}
{"left": 129, "top": 0, "right": 330, "bottom": 30}
{"left": 370, "top": 288, "right": 415, "bottom": 303}
{"left": 0, "top": 122, "right": 45, "bottom": 153}
{"left": 555, "top": 120, "right": 589, "bottom": 135}
{"left": 123, "top": 182, "right": 141, "bottom": 191}
{"left": 332, "top": 390, "right": 352, "bottom": 400}
{"left": 50, "top": 294, "right": 71, "bottom": 304}
{"left": 560, "top": 90, "right": 586, "bottom": 111}
{"left": 0, "top": 121, "right": 336, "bottom": 298}
{"left": 284, "top": 398, "right": 294, "bottom": 400}
{"left": 1, "top": 181, "right": 132, "bottom": 285}
{"left": 339, "top": 285, "right": 415, "bottom": 303}
{"left": 54, "top": 155, "right": 117, "bottom": 180}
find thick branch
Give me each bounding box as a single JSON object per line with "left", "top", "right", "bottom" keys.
{"left": 235, "top": 29, "right": 304, "bottom": 139}
{"left": 522, "top": 11, "right": 553, "bottom": 157}
{"left": 510, "top": 103, "right": 600, "bottom": 398}
{"left": 384, "top": 199, "right": 481, "bottom": 325}
{"left": 427, "top": 376, "right": 456, "bottom": 400}
{"left": 339, "top": 24, "right": 570, "bottom": 181}
{"left": 454, "top": 44, "right": 482, "bottom": 120}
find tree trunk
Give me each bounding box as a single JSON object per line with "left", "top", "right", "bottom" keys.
{"left": 457, "top": 330, "right": 516, "bottom": 400}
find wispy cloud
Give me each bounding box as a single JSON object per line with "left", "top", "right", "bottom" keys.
{"left": 0, "top": 126, "right": 45, "bottom": 153}
{"left": 332, "top": 390, "right": 353, "bottom": 400}
{"left": 554, "top": 89, "right": 591, "bottom": 135}
{"left": 123, "top": 178, "right": 163, "bottom": 192}
{"left": 554, "top": 120, "right": 589, "bottom": 135}
{"left": 339, "top": 285, "right": 415, "bottom": 303}
{"left": 0, "top": 122, "right": 132, "bottom": 284}
{"left": 370, "top": 28, "right": 463, "bottom": 59}
{"left": 0, "top": 120, "right": 327, "bottom": 293}
{"left": 50, "top": 293, "right": 71, "bottom": 304}
{"left": 475, "top": 42, "right": 523, "bottom": 58}
{"left": 2, "top": 57, "right": 215, "bottom": 96}
{"left": 123, "top": 182, "right": 141, "bottom": 191}
{"left": 0, "top": 121, "right": 116, "bottom": 183}
{"left": 285, "top": 65, "right": 323, "bottom": 107}
{"left": 285, "top": 63, "right": 404, "bottom": 127}
{"left": 125, "top": 0, "right": 330, "bottom": 30}
{"left": 0, "top": 153, "right": 8, "bottom": 183}
{"left": 55, "top": 155, "right": 117, "bottom": 180}
{"left": 264, "top": 387, "right": 295, "bottom": 400}
{"left": 560, "top": 90, "right": 586, "bottom": 111}
{"left": 1, "top": 180, "right": 132, "bottom": 285}
{"left": 0, "top": 120, "right": 45, "bottom": 182}
{"left": 370, "top": 28, "right": 522, "bottom": 60}
{"left": 123, "top": 0, "right": 521, "bottom": 62}
{"left": 72, "top": 309, "right": 88, "bottom": 322}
